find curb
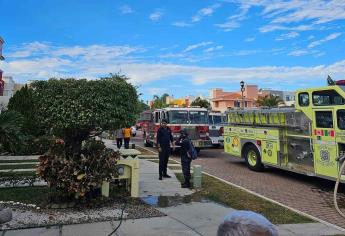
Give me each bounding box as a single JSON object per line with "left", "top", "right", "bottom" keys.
{"left": 136, "top": 144, "right": 345, "bottom": 232}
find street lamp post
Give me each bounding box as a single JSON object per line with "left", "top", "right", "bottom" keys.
{"left": 240, "top": 81, "right": 245, "bottom": 109}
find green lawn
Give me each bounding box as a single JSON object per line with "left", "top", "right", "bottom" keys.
{"left": 0, "top": 186, "right": 50, "bottom": 205}
{"left": 0, "top": 159, "right": 38, "bottom": 163}
{"left": 0, "top": 171, "right": 36, "bottom": 177}
{"left": 175, "top": 173, "right": 314, "bottom": 225}
{"left": 0, "top": 164, "right": 38, "bottom": 170}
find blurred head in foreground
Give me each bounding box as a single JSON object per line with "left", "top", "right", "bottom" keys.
{"left": 217, "top": 210, "right": 279, "bottom": 236}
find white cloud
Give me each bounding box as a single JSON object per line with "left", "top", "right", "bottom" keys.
{"left": 308, "top": 32, "right": 341, "bottom": 48}
{"left": 215, "top": 4, "right": 250, "bottom": 31}
{"left": 146, "top": 87, "right": 168, "bottom": 96}
{"left": 192, "top": 3, "right": 221, "bottom": 23}
{"left": 149, "top": 9, "right": 164, "bottom": 21}
{"left": 120, "top": 5, "right": 133, "bottom": 14}
{"left": 245, "top": 37, "right": 255, "bottom": 42}
{"left": 288, "top": 50, "right": 308, "bottom": 57}
{"left": 172, "top": 21, "right": 193, "bottom": 27}
{"left": 276, "top": 31, "right": 299, "bottom": 41}
{"left": 259, "top": 24, "right": 316, "bottom": 33}
{"left": 7, "top": 42, "right": 50, "bottom": 58}
{"left": 204, "top": 45, "right": 224, "bottom": 53}
{"left": 224, "top": 0, "right": 345, "bottom": 33}
{"left": 4, "top": 41, "right": 345, "bottom": 89}
{"left": 233, "top": 50, "right": 261, "bottom": 56}
{"left": 183, "top": 41, "right": 213, "bottom": 52}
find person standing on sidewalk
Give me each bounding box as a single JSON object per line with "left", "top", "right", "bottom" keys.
{"left": 175, "top": 129, "right": 192, "bottom": 188}
{"left": 157, "top": 119, "right": 174, "bottom": 180}
{"left": 123, "top": 127, "right": 132, "bottom": 149}
{"left": 115, "top": 128, "right": 124, "bottom": 149}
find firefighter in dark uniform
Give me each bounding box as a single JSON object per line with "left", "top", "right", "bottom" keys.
{"left": 175, "top": 129, "right": 192, "bottom": 188}
{"left": 157, "top": 119, "right": 174, "bottom": 180}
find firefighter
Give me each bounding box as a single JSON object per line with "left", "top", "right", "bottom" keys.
{"left": 175, "top": 129, "right": 192, "bottom": 188}
{"left": 157, "top": 119, "right": 174, "bottom": 180}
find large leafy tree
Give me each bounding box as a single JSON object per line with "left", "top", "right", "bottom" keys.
{"left": 256, "top": 94, "right": 282, "bottom": 108}
{"left": 191, "top": 97, "right": 211, "bottom": 109}
{"left": 137, "top": 100, "right": 150, "bottom": 114}
{"left": 32, "top": 75, "right": 139, "bottom": 153}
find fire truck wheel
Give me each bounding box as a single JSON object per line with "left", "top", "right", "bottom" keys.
{"left": 243, "top": 144, "right": 263, "bottom": 171}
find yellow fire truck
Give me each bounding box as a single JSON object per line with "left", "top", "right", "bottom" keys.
{"left": 224, "top": 80, "right": 345, "bottom": 182}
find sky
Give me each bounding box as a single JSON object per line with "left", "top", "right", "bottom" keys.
{"left": 1, "top": 0, "right": 345, "bottom": 102}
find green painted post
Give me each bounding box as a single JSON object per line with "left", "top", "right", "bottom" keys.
{"left": 193, "top": 165, "right": 202, "bottom": 188}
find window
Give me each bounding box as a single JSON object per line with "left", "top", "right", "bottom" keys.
{"left": 189, "top": 111, "right": 208, "bottom": 124}
{"left": 298, "top": 93, "right": 309, "bottom": 106}
{"left": 285, "top": 96, "right": 290, "bottom": 101}
{"left": 215, "top": 101, "right": 219, "bottom": 108}
{"left": 167, "top": 111, "right": 188, "bottom": 124}
{"left": 315, "top": 111, "right": 333, "bottom": 128}
{"left": 312, "top": 90, "right": 345, "bottom": 106}
{"left": 234, "top": 101, "right": 241, "bottom": 107}
{"left": 155, "top": 112, "right": 160, "bottom": 123}
{"left": 245, "top": 101, "right": 248, "bottom": 107}
{"left": 337, "top": 110, "right": 345, "bottom": 130}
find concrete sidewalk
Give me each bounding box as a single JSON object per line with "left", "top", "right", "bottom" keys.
{"left": 2, "top": 153, "right": 345, "bottom": 235}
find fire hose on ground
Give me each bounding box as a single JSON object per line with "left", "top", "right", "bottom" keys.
{"left": 334, "top": 156, "right": 345, "bottom": 218}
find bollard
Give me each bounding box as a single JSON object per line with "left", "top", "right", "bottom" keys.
{"left": 193, "top": 165, "right": 202, "bottom": 188}
{"left": 101, "top": 181, "right": 110, "bottom": 197}
{"left": 131, "top": 143, "right": 136, "bottom": 149}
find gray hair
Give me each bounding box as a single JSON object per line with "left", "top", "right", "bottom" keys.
{"left": 217, "top": 211, "right": 279, "bottom": 236}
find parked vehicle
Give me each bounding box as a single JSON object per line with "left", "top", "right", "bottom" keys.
{"left": 208, "top": 112, "right": 227, "bottom": 147}
{"left": 224, "top": 80, "right": 345, "bottom": 182}
{"left": 136, "top": 110, "right": 152, "bottom": 137}
{"left": 144, "top": 107, "right": 212, "bottom": 153}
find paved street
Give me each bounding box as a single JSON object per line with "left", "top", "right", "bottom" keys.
{"left": 132, "top": 133, "right": 345, "bottom": 230}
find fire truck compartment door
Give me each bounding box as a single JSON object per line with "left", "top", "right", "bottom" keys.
{"left": 224, "top": 126, "right": 241, "bottom": 157}
{"left": 312, "top": 109, "right": 338, "bottom": 179}
{"left": 261, "top": 140, "right": 278, "bottom": 165}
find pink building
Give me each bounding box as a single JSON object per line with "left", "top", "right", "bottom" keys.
{"left": 210, "top": 85, "right": 258, "bottom": 112}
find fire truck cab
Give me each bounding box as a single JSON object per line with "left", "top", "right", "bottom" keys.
{"left": 208, "top": 112, "right": 227, "bottom": 146}
{"left": 144, "top": 107, "right": 212, "bottom": 151}
{"left": 224, "top": 80, "right": 345, "bottom": 182}
{"left": 136, "top": 110, "right": 152, "bottom": 137}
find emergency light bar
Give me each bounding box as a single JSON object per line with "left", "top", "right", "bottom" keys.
{"left": 336, "top": 80, "right": 345, "bottom": 86}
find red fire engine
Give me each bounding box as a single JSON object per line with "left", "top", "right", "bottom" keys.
{"left": 136, "top": 110, "right": 152, "bottom": 137}
{"left": 144, "top": 107, "right": 212, "bottom": 152}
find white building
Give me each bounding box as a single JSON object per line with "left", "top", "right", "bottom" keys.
{"left": 3, "top": 76, "right": 15, "bottom": 97}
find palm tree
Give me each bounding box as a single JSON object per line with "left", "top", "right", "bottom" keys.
{"left": 0, "top": 111, "right": 25, "bottom": 154}
{"left": 256, "top": 94, "right": 282, "bottom": 108}
{"left": 152, "top": 94, "right": 169, "bottom": 109}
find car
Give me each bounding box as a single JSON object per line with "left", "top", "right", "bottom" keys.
{"left": 131, "top": 126, "right": 137, "bottom": 137}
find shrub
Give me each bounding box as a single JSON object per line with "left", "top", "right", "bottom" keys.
{"left": 7, "top": 85, "right": 42, "bottom": 136}
{"left": 37, "top": 139, "right": 120, "bottom": 200}
{"left": 0, "top": 111, "right": 25, "bottom": 154}
{"left": 23, "top": 135, "right": 55, "bottom": 155}
{"left": 31, "top": 75, "right": 138, "bottom": 153}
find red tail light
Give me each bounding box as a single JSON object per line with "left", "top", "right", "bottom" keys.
{"left": 197, "top": 126, "right": 209, "bottom": 133}
{"left": 170, "top": 125, "right": 181, "bottom": 133}
{"left": 219, "top": 127, "right": 224, "bottom": 135}
{"left": 256, "top": 140, "right": 262, "bottom": 146}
